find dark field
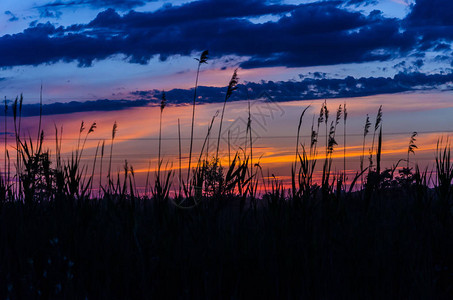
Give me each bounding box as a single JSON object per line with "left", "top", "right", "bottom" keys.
{"left": 1, "top": 182, "right": 452, "bottom": 299}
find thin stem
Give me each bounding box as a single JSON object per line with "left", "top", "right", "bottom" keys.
{"left": 228, "top": 130, "right": 231, "bottom": 166}
{"left": 178, "top": 118, "right": 182, "bottom": 195}
{"left": 90, "top": 141, "right": 100, "bottom": 198}
{"left": 37, "top": 83, "right": 43, "bottom": 146}
{"left": 144, "top": 160, "right": 151, "bottom": 197}
{"left": 99, "top": 140, "right": 104, "bottom": 198}
{"left": 107, "top": 122, "right": 117, "bottom": 193}
{"left": 188, "top": 63, "right": 201, "bottom": 183}
{"left": 4, "top": 97, "right": 7, "bottom": 187}
{"left": 216, "top": 69, "right": 238, "bottom": 161}
{"left": 216, "top": 98, "right": 227, "bottom": 160}
{"left": 343, "top": 114, "right": 347, "bottom": 184}
{"left": 158, "top": 110, "right": 163, "bottom": 175}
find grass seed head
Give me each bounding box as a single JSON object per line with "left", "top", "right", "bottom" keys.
{"left": 196, "top": 50, "right": 209, "bottom": 64}
{"left": 160, "top": 91, "right": 167, "bottom": 112}
{"left": 88, "top": 122, "right": 97, "bottom": 134}
{"left": 408, "top": 131, "right": 418, "bottom": 155}
{"left": 112, "top": 121, "right": 118, "bottom": 140}
{"left": 364, "top": 114, "right": 371, "bottom": 137}
{"left": 375, "top": 105, "right": 382, "bottom": 131}
{"left": 226, "top": 69, "right": 239, "bottom": 100}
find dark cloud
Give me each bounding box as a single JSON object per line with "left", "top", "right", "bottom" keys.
{"left": 0, "top": 1, "right": 416, "bottom": 68}
{"left": 0, "top": 22, "right": 115, "bottom": 67}
{"left": 40, "top": 0, "right": 149, "bottom": 10}
{"left": 404, "top": 0, "right": 453, "bottom": 51}
{"left": 393, "top": 59, "right": 425, "bottom": 73}
{"left": 433, "top": 43, "right": 451, "bottom": 52}
{"left": 299, "top": 72, "right": 329, "bottom": 79}
{"left": 413, "top": 59, "right": 424, "bottom": 69}
{"left": 407, "top": 0, "right": 453, "bottom": 26}
{"left": 4, "top": 11, "right": 19, "bottom": 22}
{"left": 39, "top": 8, "right": 63, "bottom": 19}
{"left": 1, "top": 0, "right": 452, "bottom": 69}
{"left": 132, "top": 71, "right": 453, "bottom": 104}
{"left": 344, "top": 0, "right": 379, "bottom": 6}
{"left": 239, "top": 8, "right": 414, "bottom": 68}
{"left": 9, "top": 70, "right": 453, "bottom": 116}
{"left": 14, "top": 99, "right": 151, "bottom": 117}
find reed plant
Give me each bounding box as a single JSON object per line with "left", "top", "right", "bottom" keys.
{"left": 343, "top": 103, "right": 347, "bottom": 183}
{"left": 187, "top": 50, "right": 208, "bottom": 184}
{"left": 407, "top": 131, "right": 418, "bottom": 168}
{"left": 216, "top": 68, "right": 239, "bottom": 160}
{"left": 369, "top": 105, "right": 383, "bottom": 169}
{"left": 158, "top": 91, "right": 166, "bottom": 174}
{"left": 107, "top": 121, "right": 118, "bottom": 193}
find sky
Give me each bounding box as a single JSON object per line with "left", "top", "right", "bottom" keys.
{"left": 0, "top": 0, "right": 453, "bottom": 188}
{"left": 0, "top": 0, "right": 452, "bottom": 108}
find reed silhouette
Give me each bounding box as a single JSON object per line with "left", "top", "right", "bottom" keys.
{"left": 0, "top": 69, "right": 452, "bottom": 299}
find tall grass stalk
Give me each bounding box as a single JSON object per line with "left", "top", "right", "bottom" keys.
{"left": 144, "top": 160, "right": 151, "bottom": 197}
{"left": 228, "top": 130, "right": 231, "bottom": 165}
{"left": 90, "top": 141, "right": 101, "bottom": 196}
{"left": 37, "top": 83, "right": 43, "bottom": 145}
{"left": 376, "top": 126, "right": 382, "bottom": 176}
{"left": 310, "top": 116, "right": 317, "bottom": 157}
{"left": 188, "top": 50, "right": 208, "bottom": 183}
{"left": 4, "top": 97, "right": 7, "bottom": 187}
{"left": 158, "top": 92, "right": 166, "bottom": 175}
{"left": 16, "top": 95, "right": 23, "bottom": 199}
{"left": 216, "top": 69, "right": 238, "bottom": 160}
{"left": 407, "top": 131, "right": 418, "bottom": 169}
{"left": 13, "top": 95, "right": 23, "bottom": 199}
{"left": 76, "top": 121, "right": 85, "bottom": 158}
{"left": 247, "top": 101, "right": 252, "bottom": 173}
{"left": 322, "top": 101, "right": 329, "bottom": 157}
{"left": 54, "top": 124, "right": 63, "bottom": 196}
{"left": 246, "top": 101, "right": 255, "bottom": 198}
{"left": 198, "top": 112, "right": 218, "bottom": 168}
{"left": 343, "top": 103, "right": 347, "bottom": 182}
{"left": 99, "top": 140, "right": 105, "bottom": 198}
{"left": 369, "top": 105, "right": 382, "bottom": 169}
{"left": 178, "top": 118, "right": 182, "bottom": 195}
{"left": 434, "top": 139, "right": 453, "bottom": 223}
{"left": 292, "top": 106, "right": 310, "bottom": 199}
{"left": 329, "top": 104, "right": 341, "bottom": 156}
{"left": 78, "top": 122, "right": 96, "bottom": 164}
{"left": 295, "top": 106, "right": 310, "bottom": 165}
{"left": 107, "top": 122, "right": 118, "bottom": 192}
{"left": 361, "top": 114, "right": 371, "bottom": 185}
{"left": 6, "top": 150, "right": 10, "bottom": 196}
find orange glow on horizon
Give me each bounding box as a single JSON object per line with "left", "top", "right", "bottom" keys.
{"left": 0, "top": 92, "right": 452, "bottom": 189}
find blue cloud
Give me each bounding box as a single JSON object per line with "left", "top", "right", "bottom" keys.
{"left": 0, "top": 0, "right": 452, "bottom": 69}
{"left": 4, "top": 11, "right": 19, "bottom": 22}
{"left": 39, "top": 8, "right": 63, "bottom": 19}
{"left": 40, "top": 0, "right": 149, "bottom": 10}
{"left": 0, "top": 1, "right": 415, "bottom": 68}
{"left": 132, "top": 70, "right": 453, "bottom": 104}
{"left": 9, "top": 70, "right": 453, "bottom": 116}
{"left": 13, "top": 99, "right": 151, "bottom": 117}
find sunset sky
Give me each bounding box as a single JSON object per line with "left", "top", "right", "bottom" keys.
{"left": 0, "top": 0, "right": 452, "bottom": 107}
{"left": 1, "top": 0, "right": 453, "bottom": 188}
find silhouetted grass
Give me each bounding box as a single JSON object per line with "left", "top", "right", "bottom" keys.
{"left": 0, "top": 72, "right": 452, "bottom": 299}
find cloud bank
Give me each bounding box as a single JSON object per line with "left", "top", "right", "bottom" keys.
{"left": 13, "top": 70, "right": 453, "bottom": 116}
{"left": 0, "top": 0, "right": 451, "bottom": 69}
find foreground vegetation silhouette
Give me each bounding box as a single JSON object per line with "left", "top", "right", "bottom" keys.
{"left": 0, "top": 58, "right": 452, "bottom": 299}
